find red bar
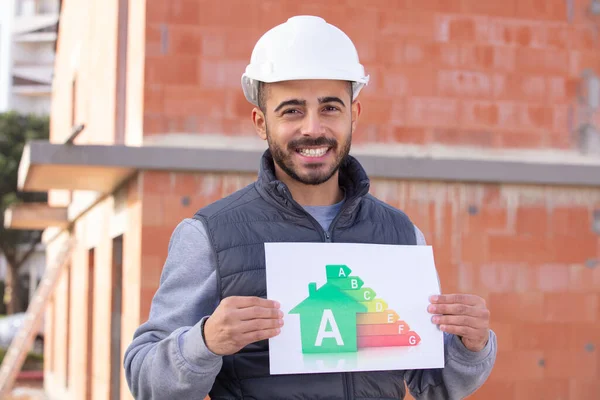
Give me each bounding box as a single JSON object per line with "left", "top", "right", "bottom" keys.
{"left": 357, "top": 331, "right": 421, "bottom": 348}
{"left": 356, "top": 321, "right": 410, "bottom": 336}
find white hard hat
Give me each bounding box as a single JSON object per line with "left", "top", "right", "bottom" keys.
{"left": 241, "top": 15, "right": 370, "bottom": 106}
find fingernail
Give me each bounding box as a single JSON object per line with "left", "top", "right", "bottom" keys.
{"left": 427, "top": 305, "right": 436, "bottom": 313}
{"left": 430, "top": 295, "right": 439, "bottom": 303}
{"left": 432, "top": 316, "right": 440, "bottom": 324}
{"left": 279, "top": 319, "right": 284, "bottom": 326}
{"left": 278, "top": 310, "right": 284, "bottom": 318}
{"left": 273, "top": 301, "right": 280, "bottom": 308}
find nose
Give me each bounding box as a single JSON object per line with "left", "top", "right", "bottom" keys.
{"left": 300, "top": 109, "right": 325, "bottom": 136}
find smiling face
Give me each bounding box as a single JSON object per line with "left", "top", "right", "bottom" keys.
{"left": 252, "top": 79, "right": 361, "bottom": 186}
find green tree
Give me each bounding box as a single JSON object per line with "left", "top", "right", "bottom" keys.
{"left": 0, "top": 111, "right": 49, "bottom": 314}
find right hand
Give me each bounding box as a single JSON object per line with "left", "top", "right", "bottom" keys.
{"left": 203, "top": 296, "right": 284, "bottom": 356}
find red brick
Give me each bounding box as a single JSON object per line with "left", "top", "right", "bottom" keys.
{"left": 544, "top": 293, "right": 598, "bottom": 323}
{"left": 141, "top": 226, "right": 176, "bottom": 259}
{"left": 169, "top": 0, "right": 202, "bottom": 25}
{"left": 513, "top": 323, "right": 574, "bottom": 350}
{"left": 537, "top": 264, "right": 571, "bottom": 292}
{"left": 359, "top": 98, "right": 394, "bottom": 125}
{"left": 143, "top": 115, "right": 168, "bottom": 134}
{"left": 545, "top": 350, "right": 597, "bottom": 379}
{"left": 382, "top": 65, "right": 436, "bottom": 96}
{"left": 545, "top": 25, "right": 570, "bottom": 49}
{"left": 515, "top": 0, "right": 569, "bottom": 21}
{"left": 199, "top": 59, "right": 247, "bottom": 90}
{"left": 461, "top": 101, "right": 499, "bottom": 127}
{"left": 144, "top": 85, "right": 164, "bottom": 114}
{"left": 438, "top": 70, "right": 496, "bottom": 98}
{"left": 406, "top": 0, "right": 462, "bottom": 12}
{"left": 142, "top": 171, "right": 174, "bottom": 194}
{"left": 514, "top": 380, "right": 569, "bottom": 400}
{"left": 461, "top": 234, "right": 487, "bottom": 264}
{"left": 145, "top": 56, "right": 199, "bottom": 85}
{"left": 488, "top": 293, "right": 545, "bottom": 323}
{"left": 146, "top": 0, "right": 169, "bottom": 23}
{"left": 162, "top": 86, "right": 227, "bottom": 118}
{"left": 433, "top": 128, "right": 495, "bottom": 147}
{"left": 142, "top": 194, "right": 165, "bottom": 227}
{"left": 145, "top": 24, "right": 163, "bottom": 57}
{"left": 406, "top": 97, "right": 459, "bottom": 128}
{"left": 498, "top": 130, "right": 543, "bottom": 148}
{"left": 462, "top": 0, "right": 517, "bottom": 17}
{"left": 168, "top": 25, "right": 202, "bottom": 55}
{"left": 569, "top": 380, "right": 600, "bottom": 399}
{"left": 515, "top": 206, "right": 549, "bottom": 235}
{"left": 516, "top": 47, "right": 570, "bottom": 75}
{"left": 491, "top": 351, "right": 545, "bottom": 381}
{"left": 390, "top": 127, "right": 430, "bottom": 144}
{"left": 479, "top": 263, "right": 525, "bottom": 292}
{"left": 448, "top": 17, "right": 477, "bottom": 42}
{"left": 380, "top": 10, "right": 436, "bottom": 39}
{"left": 552, "top": 235, "right": 597, "bottom": 264}
{"left": 490, "top": 322, "right": 514, "bottom": 351}
{"left": 569, "top": 264, "right": 600, "bottom": 292}
{"left": 551, "top": 207, "right": 591, "bottom": 233}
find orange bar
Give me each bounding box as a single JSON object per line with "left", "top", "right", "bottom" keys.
{"left": 356, "top": 321, "right": 410, "bottom": 336}
{"left": 357, "top": 332, "right": 421, "bottom": 348}
{"left": 356, "top": 309, "right": 399, "bottom": 325}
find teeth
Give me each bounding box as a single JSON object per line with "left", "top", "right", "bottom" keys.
{"left": 298, "top": 147, "right": 328, "bottom": 157}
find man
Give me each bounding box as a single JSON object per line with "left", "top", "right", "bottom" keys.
{"left": 124, "top": 15, "right": 496, "bottom": 399}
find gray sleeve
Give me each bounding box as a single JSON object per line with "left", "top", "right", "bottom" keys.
{"left": 123, "top": 218, "right": 222, "bottom": 399}
{"left": 406, "top": 224, "right": 497, "bottom": 399}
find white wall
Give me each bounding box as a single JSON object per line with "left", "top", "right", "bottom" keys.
{"left": 0, "top": 0, "right": 15, "bottom": 112}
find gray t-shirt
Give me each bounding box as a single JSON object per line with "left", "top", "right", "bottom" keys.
{"left": 123, "top": 204, "right": 496, "bottom": 400}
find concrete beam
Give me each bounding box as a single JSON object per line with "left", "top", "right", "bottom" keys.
{"left": 17, "top": 140, "right": 600, "bottom": 194}
{"left": 4, "top": 203, "right": 68, "bottom": 230}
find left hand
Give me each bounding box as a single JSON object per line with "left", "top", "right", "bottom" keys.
{"left": 428, "top": 294, "right": 490, "bottom": 352}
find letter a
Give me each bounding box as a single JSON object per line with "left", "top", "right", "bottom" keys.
{"left": 315, "top": 309, "right": 344, "bottom": 347}
{"left": 338, "top": 267, "right": 346, "bottom": 277}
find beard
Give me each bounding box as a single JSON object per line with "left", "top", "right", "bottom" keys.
{"left": 267, "top": 129, "right": 352, "bottom": 186}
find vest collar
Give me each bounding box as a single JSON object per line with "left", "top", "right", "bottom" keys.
{"left": 255, "top": 149, "right": 370, "bottom": 218}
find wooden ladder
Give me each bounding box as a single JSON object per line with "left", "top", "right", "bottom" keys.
{"left": 0, "top": 237, "right": 76, "bottom": 398}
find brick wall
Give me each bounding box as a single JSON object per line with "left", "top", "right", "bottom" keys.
{"left": 137, "top": 1, "right": 600, "bottom": 399}
{"left": 143, "top": 0, "right": 600, "bottom": 148}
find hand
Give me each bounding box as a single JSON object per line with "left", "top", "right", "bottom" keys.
{"left": 428, "top": 294, "right": 490, "bottom": 352}
{"left": 203, "top": 296, "right": 284, "bottom": 356}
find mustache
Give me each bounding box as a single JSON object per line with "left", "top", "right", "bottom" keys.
{"left": 288, "top": 137, "right": 337, "bottom": 151}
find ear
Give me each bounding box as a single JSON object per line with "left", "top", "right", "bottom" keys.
{"left": 252, "top": 108, "right": 267, "bottom": 140}
{"left": 351, "top": 100, "right": 362, "bottom": 133}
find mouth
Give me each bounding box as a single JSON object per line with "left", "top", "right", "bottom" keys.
{"left": 295, "top": 146, "right": 330, "bottom": 158}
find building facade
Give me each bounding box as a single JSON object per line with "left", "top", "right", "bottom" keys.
{"left": 0, "top": 0, "right": 59, "bottom": 114}
{"left": 5, "top": 1, "right": 600, "bottom": 399}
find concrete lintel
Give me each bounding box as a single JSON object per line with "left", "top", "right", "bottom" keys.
{"left": 17, "top": 140, "right": 600, "bottom": 193}
{"left": 4, "top": 203, "right": 68, "bottom": 230}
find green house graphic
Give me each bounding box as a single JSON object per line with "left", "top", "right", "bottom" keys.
{"left": 289, "top": 280, "right": 367, "bottom": 354}
{"left": 289, "top": 264, "right": 422, "bottom": 354}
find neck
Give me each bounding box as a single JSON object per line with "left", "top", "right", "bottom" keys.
{"left": 275, "top": 169, "right": 344, "bottom": 206}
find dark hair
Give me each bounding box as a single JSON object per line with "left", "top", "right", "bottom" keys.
{"left": 256, "top": 81, "right": 354, "bottom": 113}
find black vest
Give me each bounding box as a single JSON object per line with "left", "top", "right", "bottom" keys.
{"left": 194, "top": 150, "right": 418, "bottom": 399}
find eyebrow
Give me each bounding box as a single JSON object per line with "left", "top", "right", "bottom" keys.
{"left": 273, "top": 96, "right": 346, "bottom": 113}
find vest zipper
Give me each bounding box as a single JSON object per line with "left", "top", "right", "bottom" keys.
{"left": 281, "top": 187, "right": 354, "bottom": 397}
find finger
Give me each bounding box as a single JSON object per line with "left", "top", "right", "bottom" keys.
{"left": 240, "top": 317, "right": 284, "bottom": 333}
{"left": 427, "top": 303, "right": 488, "bottom": 318}
{"left": 237, "top": 306, "right": 283, "bottom": 321}
{"left": 241, "top": 327, "right": 282, "bottom": 344}
{"left": 429, "top": 294, "right": 482, "bottom": 306}
{"left": 225, "top": 296, "right": 280, "bottom": 310}
{"left": 438, "top": 324, "right": 485, "bottom": 340}
{"left": 431, "top": 315, "right": 488, "bottom": 330}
